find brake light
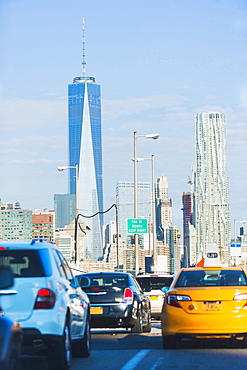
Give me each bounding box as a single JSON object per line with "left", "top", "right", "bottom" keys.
{"left": 34, "top": 288, "right": 56, "bottom": 309}
{"left": 167, "top": 294, "right": 191, "bottom": 308}
{"left": 123, "top": 288, "right": 133, "bottom": 302}
{"left": 0, "top": 247, "right": 6, "bottom": 250}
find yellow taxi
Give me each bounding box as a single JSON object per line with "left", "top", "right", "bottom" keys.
{"left": 161, "top": 266, "right": 247, "bottom": 348}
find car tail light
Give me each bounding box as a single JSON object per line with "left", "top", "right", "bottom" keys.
{"left": 234, "top": 293, "right": 247, "bottom": 306}
{"left": 123, "top": 288, "right": 133, "bottom": 302}
{"left": 34, "top": 288, "right": 56, "bottom": 309}
{"left": 167, "top": 294, "right": 191, "bottom": 308}
{"left": 0, "top": 247, "right": 6, "bottom": 250}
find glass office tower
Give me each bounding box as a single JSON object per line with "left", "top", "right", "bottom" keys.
{"left": 68, "top": 76, "right": 103, "bottom": 261}
{"left": 54, "top": 194, "right": 75, "bottom": 229}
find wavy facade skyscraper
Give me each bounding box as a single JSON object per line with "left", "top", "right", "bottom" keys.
{"left": 195, "top": 112, "right": 230, "bottom": 263}
{"left": 68, "top": 22, "right": 103, "bottom": 261}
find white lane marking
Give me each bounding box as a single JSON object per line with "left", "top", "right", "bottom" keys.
{"left": 150, "top": 357, "right": 165, "bottom": 370}
{"left": 120, "top": 349, "right": 150, "bottom": 370}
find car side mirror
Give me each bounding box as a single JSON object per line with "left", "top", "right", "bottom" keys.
{"left": 161, "top": 286, "right": 169, "bottom": 293}
{"left": 0, "top": 267, "right": 14, "bottom": 290}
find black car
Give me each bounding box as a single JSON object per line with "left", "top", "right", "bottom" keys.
{"left": 76, "top": 272, "right": 151, "bottom": 333}
{"left": 0, "top": 267, "right": 22, "bottom": 370}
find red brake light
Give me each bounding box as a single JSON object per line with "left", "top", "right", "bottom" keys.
{"left": 0, "top": 247, "right": 6, "bottom": 250}
{"left": 123, "top": 288, "right": 133, "bottom": 302}
{"left": 34, "top": 288, "right": 56, "bottom": 309}
{"left": 167, "top": 294, "right": 191, "bottom": 308}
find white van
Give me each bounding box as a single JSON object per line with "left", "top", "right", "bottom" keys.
{"left": 136, "top": 273, "right": 174, "bottom": 319}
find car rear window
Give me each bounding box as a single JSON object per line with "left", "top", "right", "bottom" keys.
{"left": 0, "top": 249, "right": 52, "bottom": 277}
{"left": 78, "top": 274, "right": 128, "bottom": 287}
{"left": 136, "top": 276, "right": 173, "bottom": 290}
{"left": 175, "top": 270, "right": 247, "bottom": 287}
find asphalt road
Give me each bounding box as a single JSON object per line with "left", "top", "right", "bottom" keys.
{"left": 22, "top": 321, "right": 247, "bottom": 370}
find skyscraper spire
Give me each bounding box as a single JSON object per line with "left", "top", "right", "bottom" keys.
{"left": 69, "top": 20, "right": 103, "bottom": 261}
{"left": 82, "top": 18, "right": 86, "bottom": 79}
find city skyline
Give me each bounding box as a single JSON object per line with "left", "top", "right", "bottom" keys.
{"left": 1, "top": 0, "right": 247, "bottom": 237}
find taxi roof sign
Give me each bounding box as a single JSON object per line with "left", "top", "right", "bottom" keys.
{"left": 197, "top": 243, "right": 221, "bottom": 267}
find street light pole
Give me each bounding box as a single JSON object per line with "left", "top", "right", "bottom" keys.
{"left": 133, "top": 131, "right": 159, "bottom": 275}
{"left": 151, "top": 155, "right": 157, "bottom": 273}
{"left": 134, "top": 132, "right": 138, "bottom": 275}
{"left": 135, "top": 156, "right": 156, "bottom": 272}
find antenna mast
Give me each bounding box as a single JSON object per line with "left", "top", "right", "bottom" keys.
{"left": 82, "top": 18, "right": 86, "bottom": 79}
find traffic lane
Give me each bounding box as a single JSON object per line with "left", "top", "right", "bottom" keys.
{"left": 73, "top": 345, "right": 247, "bottom": 370}
{"left": 20, "top": 321, "right": 247, "bottom": 370}
{"left": 21, "top": 321, "right": 161, "bottom": 369}
{"left": 21, "top": 355, "right": 48, "bottom": 370}
{"left": 90, "top": 323, "right": 162, "bottom": 350}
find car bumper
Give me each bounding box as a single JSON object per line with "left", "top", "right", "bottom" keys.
{"left": 89, "top": 303, "right": 135, "bottom": 328}
{"left": 21, "top": 328, "right": 64, "bottom": 355}
{"left": 161, "top": 306, "right": 247, "bottom": 337}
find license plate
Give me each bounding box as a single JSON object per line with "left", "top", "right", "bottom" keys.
{"left": 203, "top": 301, "right": 222, "bottom": 311}
{"left": 90, "top": 307, "right": 103, "bottom": 314}
{"left": 150, "top": 296, "right": 158, "bottom": 300}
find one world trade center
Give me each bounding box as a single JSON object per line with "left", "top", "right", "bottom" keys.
{"left": 68, "top": 21, "right": 103, "bottom": 261}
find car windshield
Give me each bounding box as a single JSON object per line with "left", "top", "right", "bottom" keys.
{"left": 0, "top": 249, "right": 51, "bottom": 277}
{"left": 137, "top": 276, "right": 173, "bottom": 290}
{"left": 79, "top": 274, "right": 128, "bottom": 287}
{"left": 175, "top": 270, "right": 247, "bottom": 287}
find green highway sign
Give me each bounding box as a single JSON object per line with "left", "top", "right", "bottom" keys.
{"left": 127, "top": 218, "right": 148, "bottom": 234}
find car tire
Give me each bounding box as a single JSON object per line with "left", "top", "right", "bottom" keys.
{"left": 72, "top": 318, "right": 91, "bottom": 358}
{"left": 131, "top": 309, "right": 143, "bottom": 333}
{"left": 143, "top": 311, "right": 152, "bottom": 333}
{"left": 162, "top": 335, "right": 177, "bottom": 349}
{"left": 47, "top": 322, "right": 71, "bottom": 370}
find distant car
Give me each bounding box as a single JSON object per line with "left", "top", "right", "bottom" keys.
{"left": 76, "top": 272, "right": 151, "bottom": 333}
{"left": 0, "top": 240, "right": 91, "bottom": 370}
{"left": 0, "top": 266, "right": 22, "bottom": 370}
{"left": 136, "top": 273, "right": 174, "bottom": 319}
{"left": 161, "top": 266, "right": 247, "bottom": 349}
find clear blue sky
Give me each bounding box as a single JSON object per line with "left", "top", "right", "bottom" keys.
{"left": 0, "top": 0, "right": 247, "bottom": 236}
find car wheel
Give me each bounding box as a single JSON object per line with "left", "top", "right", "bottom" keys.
{"left": 162, "top": 335, "right": 177, "bottom": 349}
{"left": 143, "top": 311, "right": 152, "bottom": 333}
{"left": 72, "top": 318, "right": 91, "bottom": 358}
{"left": 47, "top": 321, "right": 71, "bottom": 370}
{"left": 131, "top": 309, "right": 143, "bottom": 333}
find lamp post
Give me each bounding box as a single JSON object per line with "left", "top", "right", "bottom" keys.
{"left": 133, "top": 132, "right": 159, "bottom": 275}
{"left": 135, "top": 155, "right": 157, "bottom": 272}
{"left": 57, "top": 164, "right": 79, "bottom": 263}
